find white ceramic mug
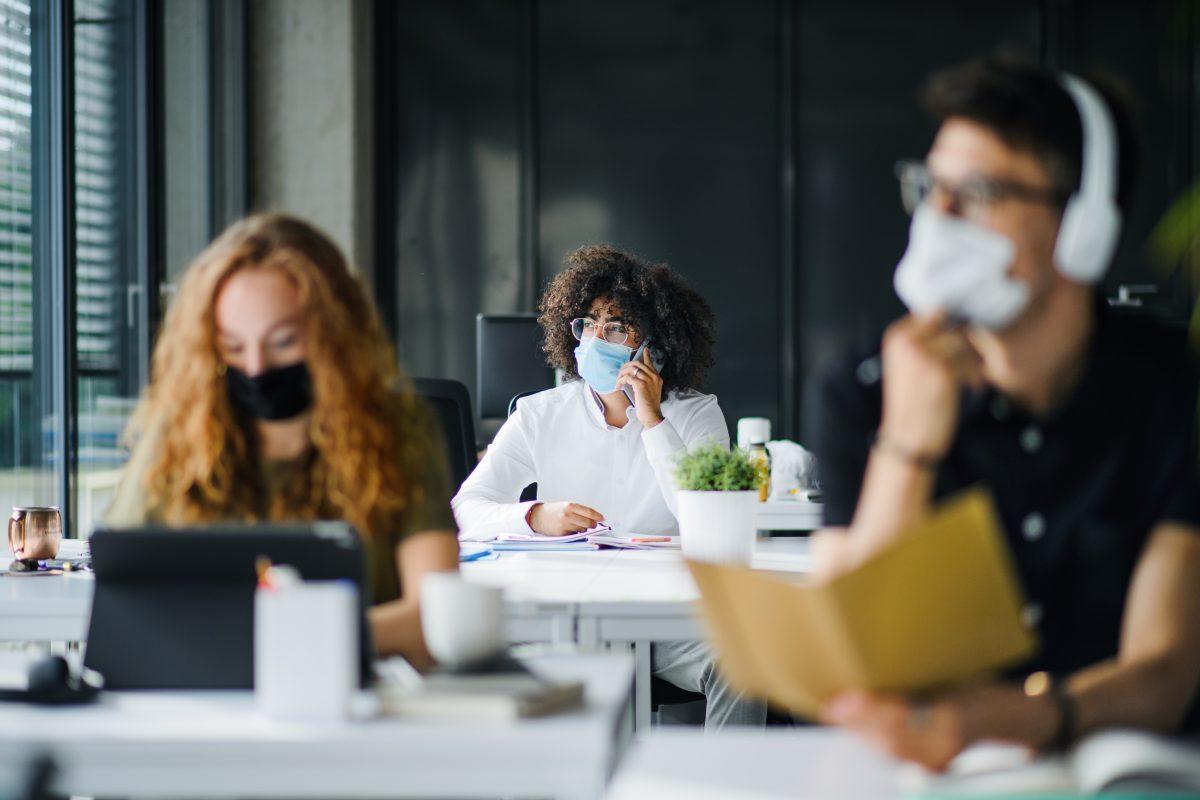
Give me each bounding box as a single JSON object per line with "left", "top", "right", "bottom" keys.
{"left": 419, "top": 571, "right": 504, "bottom": 668}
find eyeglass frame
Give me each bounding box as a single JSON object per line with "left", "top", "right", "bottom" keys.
{"left": 895, "top": 159, "right": 1071, "bottom": 221}
{"left": 570, "top": 317, "right": 634, "bottom": 346}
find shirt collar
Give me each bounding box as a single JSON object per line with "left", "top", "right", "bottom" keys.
{"left": 578, "top": 381, "right": 638, "bottom": 430}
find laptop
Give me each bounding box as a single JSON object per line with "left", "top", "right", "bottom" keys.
{"left": 84, "top": 523, "right": 374, "bottom": 690}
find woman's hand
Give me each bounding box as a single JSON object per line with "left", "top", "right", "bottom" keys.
{"left": 820, "top": 690, "right": 970, "bottom": 773}
{"left": 617, "top": 348, "right": 665, "bottom": 428}
{"left": 527, "top": 501, "right": 605, "bottom": 536}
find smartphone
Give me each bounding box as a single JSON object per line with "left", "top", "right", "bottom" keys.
{"left": 621, "top": 339, "right": 667, "bottom": 404}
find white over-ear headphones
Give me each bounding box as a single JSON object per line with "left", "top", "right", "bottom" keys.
{"left": 1053, "top": 74, "right": 1122, "bottom": 285}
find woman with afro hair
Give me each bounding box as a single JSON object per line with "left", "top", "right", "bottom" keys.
{"left": 453, "top": 244, "right": 766, "bottom": 729}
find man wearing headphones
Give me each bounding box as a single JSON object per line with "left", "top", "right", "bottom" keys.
{"left": 809, "top": 53, "right": 1200, "bottom": 769}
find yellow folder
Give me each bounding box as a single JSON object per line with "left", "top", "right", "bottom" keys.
{"left": 687, "top": 487, "right": 1038, "bottom": 718}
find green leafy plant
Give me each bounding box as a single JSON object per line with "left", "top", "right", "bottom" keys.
{"left": 674, "top": 442, "right": 758, "bottom": 491}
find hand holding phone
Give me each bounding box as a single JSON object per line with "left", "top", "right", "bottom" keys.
{"left": 617, "top": 345, "right": 665, "bottom": 428}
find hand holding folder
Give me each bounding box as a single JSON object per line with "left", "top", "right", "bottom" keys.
{"left": 687, "top": 487, "right": 1038, "bottom": 718}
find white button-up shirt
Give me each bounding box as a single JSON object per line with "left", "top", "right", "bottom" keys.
{"left": 452, "top": 380, "right": 729, "bottom": 540}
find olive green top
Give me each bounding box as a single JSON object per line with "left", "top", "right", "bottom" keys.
{"left": 105, "top": 400, "right": 457, "bottom": 606}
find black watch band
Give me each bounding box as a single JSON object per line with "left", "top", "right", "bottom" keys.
{"left": 1025, "top": 671, "right": 1078, "bottom": 751}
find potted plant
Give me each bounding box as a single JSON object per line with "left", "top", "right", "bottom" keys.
{"left": 673, "top": 442, "right": 760, "bottom": 564}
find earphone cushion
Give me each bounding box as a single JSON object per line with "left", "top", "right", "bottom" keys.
{"left": 1054, "top": 193, "right": 1122, "bottom": 285}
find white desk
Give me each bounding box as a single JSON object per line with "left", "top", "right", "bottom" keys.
{"left": 757, "top": 500, "right": 823, "bottom": 531}
{"left": 1, "top": 540, "right": 812, "bottom": 730}
{"left": 606, "top": 729, "right": 903, "bottom": 800}
{"left": 0, "top": 652, "right": 633, "bottom": 800}
{"left": 464, "top": 539, "right": 812, "bottom": 729}
{"left": 0, "top": 562, "right": 92, "bottom": 642}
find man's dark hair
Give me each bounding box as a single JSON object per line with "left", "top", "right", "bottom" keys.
{"left": 921, "top": 51, "right": 1140, "bottom": 216}
{"left": 537, "top": 245, "right": 716, "bottom": 394}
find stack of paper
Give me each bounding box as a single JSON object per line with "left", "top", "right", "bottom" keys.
{"left": 490, "top": 530, "right": 599, "bottom": 552}
{"left": 377, "top": 656, "right": 584, "bottom": 722}
{"left": 587, "top": 533, "right": 680, "bottom": 550}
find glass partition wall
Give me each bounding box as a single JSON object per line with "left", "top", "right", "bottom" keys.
{"left": 0, "top": 0, "right": 156, "bottom": 541}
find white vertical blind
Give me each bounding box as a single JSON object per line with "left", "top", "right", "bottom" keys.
{"left": 0, "top": 0, "right": 32, "bottom": 373}
{"left": 74, "top": 0, "right": 122, "bottom": 372}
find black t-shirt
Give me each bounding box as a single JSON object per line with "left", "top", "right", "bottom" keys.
{"left": 808, "top": 309, "right": 1200, "bottom": 729}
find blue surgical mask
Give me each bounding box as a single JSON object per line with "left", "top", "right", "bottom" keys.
{"left": 573, "top": 336, "right": 633, "bottom": 394}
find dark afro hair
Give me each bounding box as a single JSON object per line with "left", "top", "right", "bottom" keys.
{"left": 537, "top": 245, "right": 716, "bottom": 395}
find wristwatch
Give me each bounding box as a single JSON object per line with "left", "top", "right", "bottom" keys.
{"left": 1024, "top": 671, "right": 1078, "bottom": 751}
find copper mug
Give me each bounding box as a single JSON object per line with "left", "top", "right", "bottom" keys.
{"left": 8, "top": 507, "right": 62, "bottom": 561}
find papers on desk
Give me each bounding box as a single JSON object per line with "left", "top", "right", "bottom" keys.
{"left": 496, "top": 529, "right": 594, "bottom": 544}
{"left": 910, "top": 729, "right": 1200, "bottom": 795}
{"left": 587, "top": 533, "right": 680, "bottom": 550}
{"left": 689, "top": 487, "right": 1037, "bottom": 719}
{"left": 491, "top": 529, "right": 600, "bottom": 552}
{"left": 468, "top": 523, "right": 680, "bottom": 552}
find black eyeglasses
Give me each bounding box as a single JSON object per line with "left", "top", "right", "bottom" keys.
{"left": 895, "top": 160, "right": 1070, "bottom": 222}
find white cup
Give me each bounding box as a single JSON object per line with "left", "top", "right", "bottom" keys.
{"left": 419, "top": 571, "right": 505, "bottom": 668}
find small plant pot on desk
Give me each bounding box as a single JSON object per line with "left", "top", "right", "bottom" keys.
{"left": 673, "top": 442, "right": 762, "bottom": 565}
{"left": 676, "top": 489, "right": 758, "bottom": 565}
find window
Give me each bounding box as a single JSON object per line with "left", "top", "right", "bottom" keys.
{"left": 74, "top": 0, "right": 145, "bottom": 535}
{"left": 0, "top": 0, "right": 155, "bottom": 537}
{"left": 0, "top": 1, "right": 42, "bottom": 516}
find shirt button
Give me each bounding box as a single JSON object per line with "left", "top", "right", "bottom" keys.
{"left": 855, "top": 356, "right": 882, "bottom": 386}
{"left": 1021, "top": 602, "right": 1043, "bottom": 629}
{"left": 989, "top": 396, "right": 1010, "bottom": 420}
{"left": 1021, "top": 512, "right": 1046, "bottom": 542}
{"left": 1019, "top": 425, "right": 1043, "bottom": 454}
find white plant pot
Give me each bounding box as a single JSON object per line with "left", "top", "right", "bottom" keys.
{"left": 676, "top": 490, "right": 758, "bottom": 565}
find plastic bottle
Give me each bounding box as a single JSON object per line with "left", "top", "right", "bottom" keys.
{"left": 747, "top": 439, "right": 771, "bottom": 503}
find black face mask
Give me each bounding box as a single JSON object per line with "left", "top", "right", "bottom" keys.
{"left": 225, "top": 362, "right": 313, "bottom": 421}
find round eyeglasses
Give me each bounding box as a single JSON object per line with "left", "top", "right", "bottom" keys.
{"left": 570, "top": 317, "right": 631, "bottom": 346}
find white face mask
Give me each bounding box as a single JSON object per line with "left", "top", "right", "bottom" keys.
{"left": 893, "top": 205, "right": 1030, "bottom": 330}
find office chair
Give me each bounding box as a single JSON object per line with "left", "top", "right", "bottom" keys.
{"left": 508, "top": 391, "right": 540, "bottom": 503}
{"left": 476, "top": 314, "right": 554, "bottom": 420}
{"left": 11, "top": 754, "right": 55, "bottom": 800}
{"left": 651, "top": 677, "right": 706, "bottom": 724}
{"left": 411, "top": 377, "right": 477, "bottom": 491}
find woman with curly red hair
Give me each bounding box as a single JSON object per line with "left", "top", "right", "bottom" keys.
{"left": 452, "top": 244, "right": 765, "bottom": 728}
{"left": 106, "top": 214, "right": 458, "bottom": 669}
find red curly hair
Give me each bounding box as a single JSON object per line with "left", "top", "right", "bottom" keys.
{"left": 125, "top": 214, "right": 428, "bottom": 539}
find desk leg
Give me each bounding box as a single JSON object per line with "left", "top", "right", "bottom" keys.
{"left": 577, "top": 617, "right": 600, "bottom": 650}
{"left": 602, "top": 639, "right": 653, "bottom": 731}
{"left": 633, "top": 640, "right": 652, "bottom": 731}
{"left": 550, "top": 612, "right": 576, "bottom": 646}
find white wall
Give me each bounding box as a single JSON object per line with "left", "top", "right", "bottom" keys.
{"left": 247, "top": 0, "right": 375, "bottom": 284}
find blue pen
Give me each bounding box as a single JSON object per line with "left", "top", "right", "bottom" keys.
{"left": 458, "top": 547, "right": 493, "bottom": 563}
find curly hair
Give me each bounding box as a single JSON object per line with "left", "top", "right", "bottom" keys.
{"left": 537, "top": 245, "right": 716, "bottom": 394}
{"left": 124, "top": 213, "right": 432, "bottom": 540}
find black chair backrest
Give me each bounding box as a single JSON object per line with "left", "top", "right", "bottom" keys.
{"left": 508, "top": 391, "right": 539, "bottom": 503}
{"left": 412, "top": 377, "right": 477, "bottom": 490}
{"left": 476, "top": 313, "right": 554, "bottom": 418}
{"left": 507, "top": 390, "right": 542, "bottom": 419}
